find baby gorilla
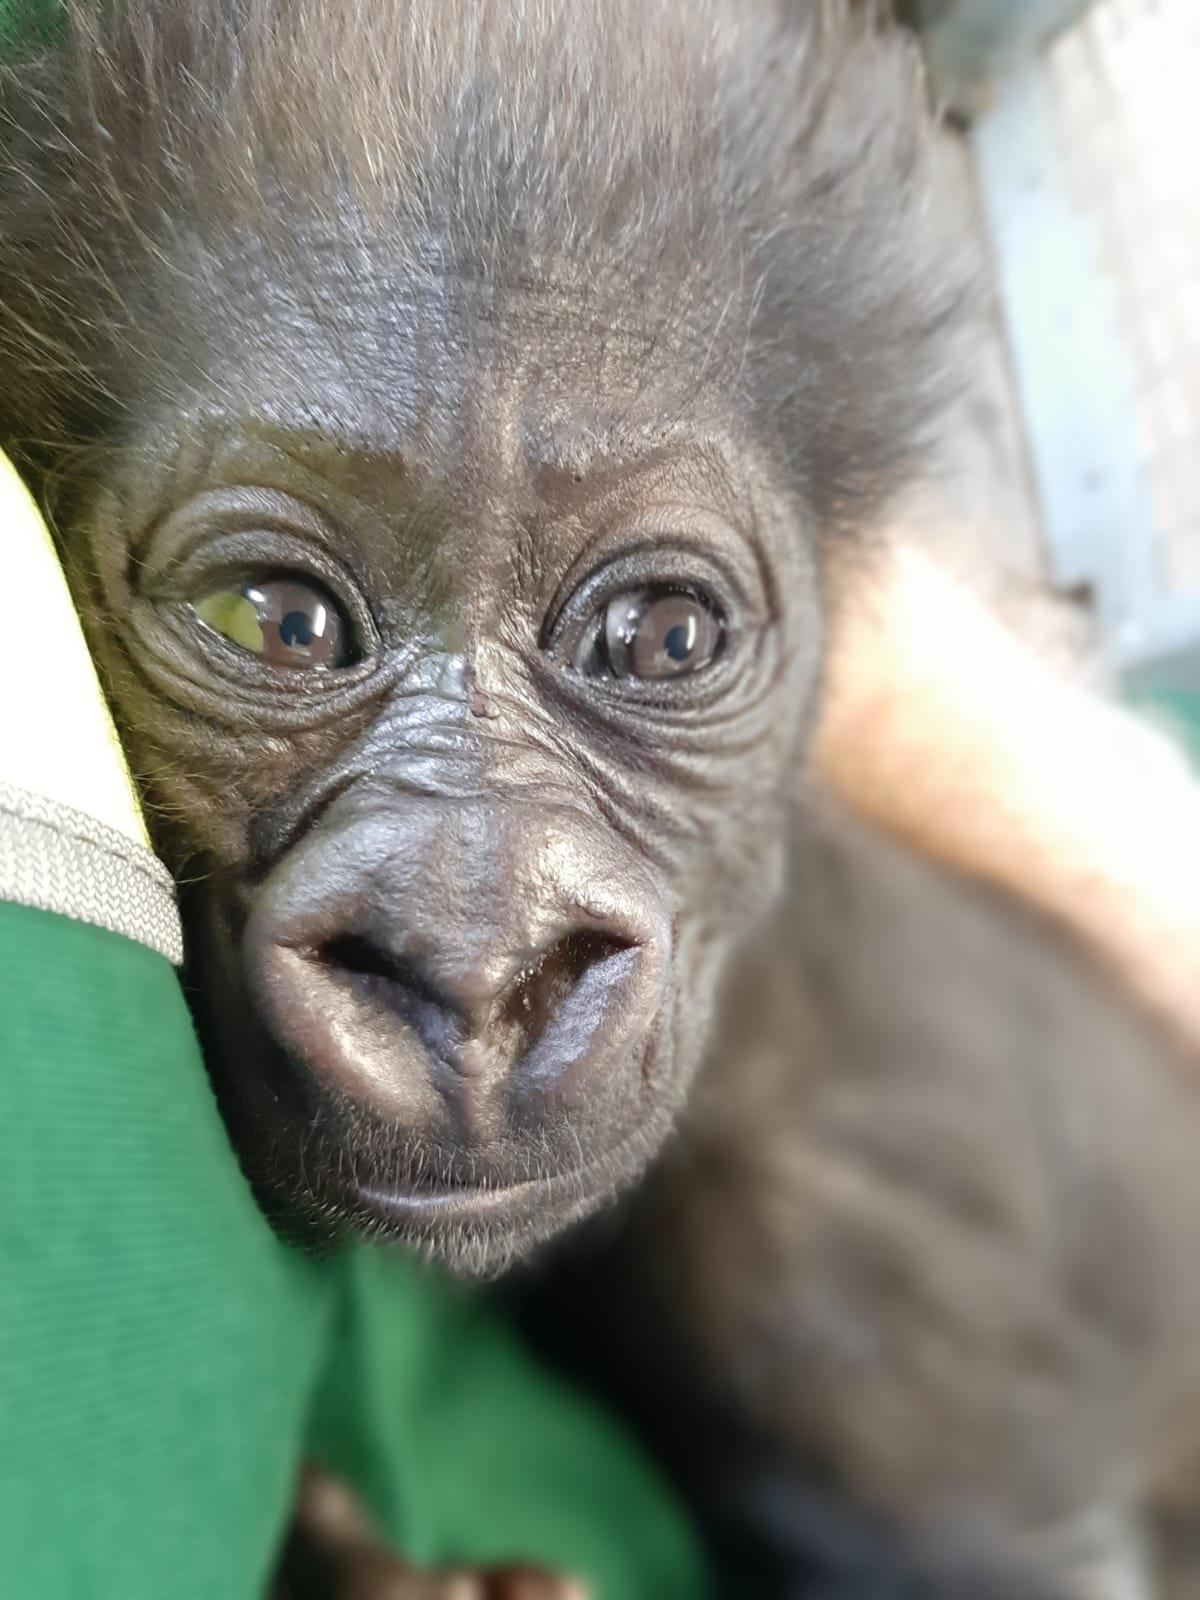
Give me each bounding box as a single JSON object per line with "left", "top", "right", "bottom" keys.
{"left": 0, "top": 0, "right": 954, "bottom": 1272}
{"left": 4, "top": 2, "right": 1199, "bottom": 1596}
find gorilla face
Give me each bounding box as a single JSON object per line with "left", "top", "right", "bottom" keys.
{"left": 3, "top": 0, "right": 950, "bottom": 1273}
{"left": 80, "top": 351, "right": 820, "bottom": 1272}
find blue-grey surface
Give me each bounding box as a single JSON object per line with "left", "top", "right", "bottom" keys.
{"left": 967, "top": 3, "right": 1200, "bottom": 685}
{"left": 915, "top": 0, "right": 1095, "bottom": 113}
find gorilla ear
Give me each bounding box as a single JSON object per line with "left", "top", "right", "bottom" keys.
{"left": 814, "top": 542, "right": 1200, "bottom": 1054}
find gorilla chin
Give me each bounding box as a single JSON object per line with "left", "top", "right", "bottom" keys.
{"left": 337, "top": 1109, "right": 676, "bottom": 1279}
{"left": 211, "top": 1030, "right": 679, "bottom": 1279}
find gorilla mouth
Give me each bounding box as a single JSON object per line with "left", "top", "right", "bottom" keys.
{"left": 354, "top": 1108, "right": 660, "bottom": 1214}
{"left": 336, "top": 1105, "right": 669, "bottom": 1261}
{"left": 356, "top": 1166, "right": 594, "bottom": 1228}
{"left": 336, "top": 1139, "right": 658, "bottom": 1273}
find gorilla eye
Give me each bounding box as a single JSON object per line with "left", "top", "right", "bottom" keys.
{"left": 193, "top": 575, "right": 355, "bottom": 670}
{"left": 573, "top": 586, "right": 723, "bottom": 681}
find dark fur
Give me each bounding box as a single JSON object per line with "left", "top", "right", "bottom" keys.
{"left": 523, "top": 804, "right": 1200, "bottom": 1594}
{"left": 0, "top": 0, "right": 958, "bottom": 519}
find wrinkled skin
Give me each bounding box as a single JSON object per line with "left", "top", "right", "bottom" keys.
{"left": 5, "top": 3, "right": 1200, "bottom": 1597}
{"left": 78, "top": 306, "right": 821, "bottom": 1276}
{"left": 3, "top": 0, "right": 925, "bottom": 1279}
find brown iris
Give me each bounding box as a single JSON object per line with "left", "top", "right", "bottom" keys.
{"left": 572, "top": 585, "right": 723, "bottom": 682}
{"left": 193, "top": 575, "right": 353, "bottom": 669}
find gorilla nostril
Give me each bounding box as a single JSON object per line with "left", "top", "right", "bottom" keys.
{"left": 319, "top": 933, "right": 464, "bottom": 1063}
{"left": 315, "top": 927, "right": 640, "bottom": 1079}
{"left": 497, "top": 930, "right": 635, "bottom": 1057}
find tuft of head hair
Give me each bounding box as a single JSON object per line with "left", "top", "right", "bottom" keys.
{"left": 0, "top": 0, "right": 968, "bottom": 527}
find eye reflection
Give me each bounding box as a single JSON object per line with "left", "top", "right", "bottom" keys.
{"left": 573, "top": 586, "right": 723, "bottom": 682}
{"left": 193, "top": 575, "right": 353, "bottom": 669}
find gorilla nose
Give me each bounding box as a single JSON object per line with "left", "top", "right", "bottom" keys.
{"left": 245, "top": 799, "right": 667, "bottom": 1121}
{"left": 317, "top": 922, "right": 640, "bottom": 1081}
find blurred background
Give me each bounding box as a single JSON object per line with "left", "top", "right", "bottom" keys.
{"left": 899, "top": 0, "right": 1199, "bottom": 758}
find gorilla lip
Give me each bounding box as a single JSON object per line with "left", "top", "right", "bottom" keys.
{"left": 356, "top": 1170, "right": 580, "bottom": 1228}
{"left": 351, "top": 1118, "right": 660, "bottom": 1236}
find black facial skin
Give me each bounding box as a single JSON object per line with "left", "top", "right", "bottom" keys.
{"left": 153, "top": 410, "right": 819, "bottom": 1273}
{"left": 19, "top": 5, "right": 1200, "bottom": 1598}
